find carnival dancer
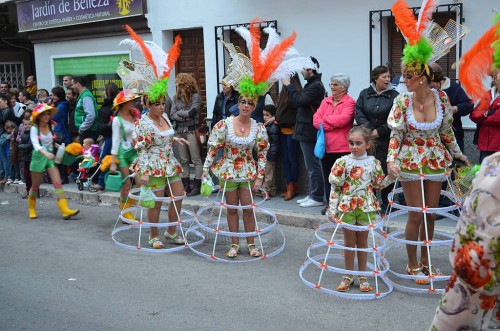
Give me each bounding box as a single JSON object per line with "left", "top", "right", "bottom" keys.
{"left": 28, "top": 104, "right": 79, "bottom": 219}
{"left": 202, "top": 19, "right": 314, "bottom": 258}
{"left": 387, "top": 0, "right": 468, "bottom": 284}
{"left": 109, "top": 90, "right": 141, "bottom": 222}
{"left": 119, "top": 25, "right": 185, "bottom": 249}
{"left": 328, "top": 126, "right": 395, "bottom": 292}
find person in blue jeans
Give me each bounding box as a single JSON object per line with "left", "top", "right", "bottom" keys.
{"left": 0, "top": 120, "right": 16, "bottom": 183}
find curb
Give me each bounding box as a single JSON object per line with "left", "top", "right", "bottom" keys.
{"left": 1, "top": 183, "right": 457, "bottom": 234}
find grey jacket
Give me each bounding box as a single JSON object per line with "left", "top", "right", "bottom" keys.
{"left": 169, "top": 92, "right": 201, "bottom": 133}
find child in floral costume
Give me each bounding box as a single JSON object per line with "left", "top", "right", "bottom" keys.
{"left": 328, "top": 126, "right": 394, "bottom": 292}
{"left": 430, "top": 152, "right": 500, "bottom": 330}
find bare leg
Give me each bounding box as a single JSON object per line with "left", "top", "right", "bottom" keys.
{"left": 343, "top": 228, "right": 356, "bottom": 274}
{"left": 401, "top": 181, "right": 425, "bottom": 269}
{"left": 419, "top": 180, "right": 441, "bottom": 267}
{"left": 164, "top": 179, "right": 184, "bottom": 236}
{"left": 46, "top": 166, "right": 61, "bottom": 185}
{"left": 356, "top": 229, "right": 370, "bottom": 272}
{"left": 30, "top": 172, "right": 44, "bottom": 191}
{"left": 224, "top": 189, "right": 239, "bottom": 245}
{"left": 238, "top": 186, "right": 256, "bottom": 245}
{"left": 148, "top": 188, "right": 163, "bottom": 239}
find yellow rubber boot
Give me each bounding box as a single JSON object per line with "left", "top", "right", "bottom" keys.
{"left": 57, "top": 198, "right": 80, "bottom": 220}
{"left": 122, "top": 198, "right": 137, "bottom": 222}
{"left": 28, "top": 197, "right": 37, "bottom": 219}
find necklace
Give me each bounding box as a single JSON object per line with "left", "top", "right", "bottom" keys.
{"left": 148, "top": 114, "right": 163, "bottom": 127}
{"left": 236, "top": 119, "right": 249, "bottom": 134}
{"left": 414, "top": 92, "right": 431, "bottom": 113}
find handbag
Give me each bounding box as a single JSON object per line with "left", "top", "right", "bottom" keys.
{"left": 139, "top": 186, "right": 156, "bottom": 209}
{"left": 314, "top": 123, "right": 325, "bottom": 159}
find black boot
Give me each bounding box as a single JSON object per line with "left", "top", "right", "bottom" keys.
{"left": 182, "top": 177, "right": 191, "bottom": 194}
{"left": 187, "top": 179, "right": 201, "bottom": 197}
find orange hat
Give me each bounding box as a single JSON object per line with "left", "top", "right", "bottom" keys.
{"left": 31, "top": 103, "right": 57, "bottom": 123}
{"left": 112, "top": 89, "right": 140, "bottom": 110}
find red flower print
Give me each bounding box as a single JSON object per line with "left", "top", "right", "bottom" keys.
{"left": 145, "top": 136, "right": 151, "bottom": 143}
{"left": 349, "top": 167, "right": 364, "bottom": 179}
{"left": 357, "top": 197, "right": 364, "bottom": 208}
{"left": 409, "top": 125, "right": 416, "bottom": 131}
{"left": 409, "top": 163, "right": 419, "bottom": 170}
{"left": 421, "top": 157, "right": 428, "bottom": 166}
{"left": 216, "top": 142, "right": 225, "bottom": 149}
{"left": 440, "top": 134, "right": 452, "bottom": 144}
{"left": 231, "top": 147, "right": 239, "bottom": 155}
{"left": 417, "top": 147, "right": 425, "bottom": 155}
{"left": 350, "top": 197, "right": 358, "bottom": 210}
{"left": 444, "top": 152, "right": 452, "bottom": 161}
{"left": 480, "top": 294, "right": 497, "bottom": 311}
{"left": 428, "top": 159, "right": 439, "bottom": 170}
{"left": 138, "top": 136, "right": 144, "bottom": 142}
{"left": 175, "top": 165, "right": 182, "bottom": 174}
{"left": 216, "top": 121, "right": 224, "bottom": 129}
{"left": 258, "top": 153, "right": 265, "bottom": 159}
{"left": 404, "top": 98, "right": 410, "bottom": 107}
{"left": 439, "top": 160, "right": 446, "bottom": 168}
{"left": 415, "top": 138, "right": 425, "bottom": 146}
{"left": 445, "top": 271, "right": 457, "bottom": 292}
{"left": 258, "top": 140, "right": 268, "bottom": 149}
{"left": 331, "top": 165, "right": 344, "bottom": 177}
{"left": 339, "top": 203, "right": 350, "bottom": 213}
{"left": 403, "top": 159, "right": 411, "bottom": 168}
{"left": 234, "top": 157, "right": 245, "bottom": 170}
{"left": 258, "top": 169, "right": 265, "bottom": 176}
{"left": 454, "top": 241, "right": 491, "bottom": 289}
{"left": 374, "top": 201, "right": 380, "bottom": 210}
{"left": 341, "top": 182, "right": 350, "bottom": 194}
{"left": 426, "top": 138, "right": 436, "bottom": 148}
{"left": 394, "top": 107, "right": 402, "bottom": 120}
{"left": 403, "top": 139, "right": 412, "bottom": 146}
{"left": 389, "top": 138, "right": 399, "bottom": 150}
{"left": 209, "top": 149, "right": 217, "bottom": 157}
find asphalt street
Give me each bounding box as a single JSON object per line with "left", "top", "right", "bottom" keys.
{"left": 0, "top": 192, "right": 447, "bottom": 331}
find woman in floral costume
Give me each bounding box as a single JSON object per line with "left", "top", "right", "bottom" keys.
{"left": 132, "top": 94, "right": 189, "bottom": 249}
{"left": 203, "top": 95, "right": 269, "bottom": 258}
{"left": 328, "top": 126, "right": 394, "bottom": 292}
{"left": 430, "top": 152, "right": 500, "bottom": 330}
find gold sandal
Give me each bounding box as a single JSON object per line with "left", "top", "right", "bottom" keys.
{"left": 226, "top": 244, "right": 240, "bottom": 258}
{"left": 419, "top": 262, "right": 444, "bottom": 277}
{"left": 358, "top": 277, "right": 374, "bottom": 292}
{"left": 248, "top": 244, "right": 262, "bottom": 257}
{"left": 406, "top": 265, "right": 429, "bottom": 285}
{"left": 336, "top": 276, "right": 354, "bottom": 292}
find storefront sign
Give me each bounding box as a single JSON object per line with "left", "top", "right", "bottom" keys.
{"left": 17, "top": 0, "right": 144, "bottom": 32}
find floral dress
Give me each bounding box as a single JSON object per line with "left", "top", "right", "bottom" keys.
{"left": 386, "top": 90, "right": 463, "bottom": 176}
{"left": 131, "top": 114, "right": 182, "bottom": 177}
{"left": 203, "top": 117, "right": 269, "bottom": 182}
{"left": 431, "top": 153, "right": 500, "bottom": 330}
{"left": 328, "top": 154, "right": 393, "bottom": 215}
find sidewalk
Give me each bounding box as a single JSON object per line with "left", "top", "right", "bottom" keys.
{"left": 0, "top": 181, "right": 459, "bottom": 233}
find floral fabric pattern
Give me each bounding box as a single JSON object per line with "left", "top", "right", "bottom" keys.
{"left": 386, "top": 90, "right": 462, "bottom": 171}
{"left": 131, "top": 114, "right": 182, "bottom": 177}
{"left": 431, "top": 153, "right": 500, "bottom": 330}
{"left": 203, "top": 117, "right": 269, "bottom": 181}
{"left": 327, "top": 154, "right": 393, "bottom": 215}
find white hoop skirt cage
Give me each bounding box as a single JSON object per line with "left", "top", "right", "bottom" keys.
{"left": 112, "top": 187, "right": 205, "bottom": 253}
{"left": 383, "top": 171, "right": 461, "bottom": 294}
{"left": 186, "top": 187, "right": 286, "bottom": 263}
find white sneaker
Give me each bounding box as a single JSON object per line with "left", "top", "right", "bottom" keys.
{"left": 300, "top": 199, "right": 324, "bottom": 208}
{"left": 5, "top": 179, "right": 13, "bottom": 185}
{"left": 297, "top": 196, "right": 311, "bottom": 204}
{"left": 17, "top": 180, "right": 24, "bottom": 185}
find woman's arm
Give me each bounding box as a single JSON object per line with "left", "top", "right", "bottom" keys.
{"left": 203, "top": 120, "right": 225, "bottom": 175}
{"left": 312, "top": 98, "right": 327, "bottom": 129}
{"left": 323, "top": 97, "right": 356, "bottom": 130}
{"left": 255, "top": 124, "right": 270, "bottom": 180}
{"left": 327, "top": 158, "right": 346, "bottom": 216}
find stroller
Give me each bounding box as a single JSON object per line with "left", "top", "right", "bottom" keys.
{"left": 76, "top": 144, "right": 101, "bottom": 192}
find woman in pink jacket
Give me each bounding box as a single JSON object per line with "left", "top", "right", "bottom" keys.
{"left": 313, "top": 73, "right": 356, "bottom": 215}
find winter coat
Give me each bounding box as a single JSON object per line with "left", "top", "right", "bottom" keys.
{"left": 355, "top": 84, "right": 399, "bottom": 142}
{"left": 211, "top": 91, "right": 239, "bottom": 129}
{"left": 265, "top": 122, "right": 280, "bottom": 162}
{"left": 470, "top": 88, "right": 500, "bottom": 152}
{"left": 52, "top": 100, "right": 71, "bottom": 144}
{"left": 0, "top": 107, "right": 16, "bottom": 135}
{"left": 442, "top": 79, "right": 473, "bottom": 140}
{"left": 285, "top": 73, "right": 326, "bottom": 142}
{"left": 170, "top": 93, "right": 201, "bottom": 133}
{"left": 18, "top": 130, "right": 33, "bottom": 162}
{"left": 313, "top": 94, "right": 355, "bottom": 153}
{"left": 98, "top": 98, "right": 114, "bottom": 138}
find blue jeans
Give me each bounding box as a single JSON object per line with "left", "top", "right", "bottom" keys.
{"left": 0, "top": 147, "right": 10, "bottom": 179}
{"left": 299, "top": 140, "right": 324, "bottom": 202}
{"left": 97, "top": 136, "right": 112, "bottom": 187}
{"left": 10, "top": 161, "right": 21, "bottom": 180}
{"left": 280, "top": 134, "right": 299, "bottom": 183}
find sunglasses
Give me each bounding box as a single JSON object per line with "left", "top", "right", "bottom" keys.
{"left": 239, "top": 99, "right": 255, "bottom": 107}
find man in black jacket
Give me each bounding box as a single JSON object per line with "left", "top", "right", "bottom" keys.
{"left": 211, "top": 80, "right": 239, "bottom": 129}
{"left": 282, "top": 57, "right": 326, "bottom": 208}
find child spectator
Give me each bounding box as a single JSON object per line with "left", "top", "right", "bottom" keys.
{"left": 327, "top": 126, "right": 394, "bottom": 292}
{"left": 262, "top": 104, "right": 280, "bottom": 199}
{"left": 36, "top": 89, "right": 50, "bottom": 104}
{"left": 18, "top": 118, "right": 33, "bottom": 198}
{"left": 0, "top": 120, "right": 16, "bottom": 183}
{"left": 9, "top": 121, "right": 22, "bottom": 184}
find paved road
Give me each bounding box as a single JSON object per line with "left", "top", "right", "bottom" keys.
{"left": 0, "top": 192, "right": 446, "bottom": 331}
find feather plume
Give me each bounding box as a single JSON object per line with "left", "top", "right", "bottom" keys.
{"left": 249, "top": 20, "right": 263, "bottom": 83}
{"left": 459, "top": 22, "right": 500, "bottom": 101}
{"left": 392, "top": 0, "right": 420, "bottom": 45}
{"left": 235, "top": 26, "right": 253, "bottom": 53}
{"left": 163, "top": 35, "right": 182, "bottom": 78}
{"left": 262, "top": 27, "right": 298, "bottom": 59}
{"left": 122, "top": 25, "right": 158, "bottom": 78}
{"left": 416, "top": 0, "right": 438, "bottom": 35}
{"left": 254, "top": 32, "right": 296, "bottom": 83}
{"left": 143, "top": 41, "right": 168, "bottom": 78}
{"left": 270, "top": 57, "right": 314, "bottom": 82}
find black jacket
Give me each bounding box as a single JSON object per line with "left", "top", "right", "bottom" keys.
{"left": 0, "top": 107, "right": 16, "bottom": 135}
{"left": 355, "top": 85, "right": 399, "bottom": 142}
{"left": 211, "top": 91, "right": 239, "bottom": 129}
{"left": 285, "top": 73, "right": 325, "bottom": 142}
{"left": 265, "top": 122, "right": 280, "bottom": 162}
{"left": 98, "top": 98, "right": 114, "bottom": 138}
{"left": 18, "top": 130, "right": 33, "bottom": 162}
{"left": 443, "top": 80, "right": 473, "bottom": 140}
